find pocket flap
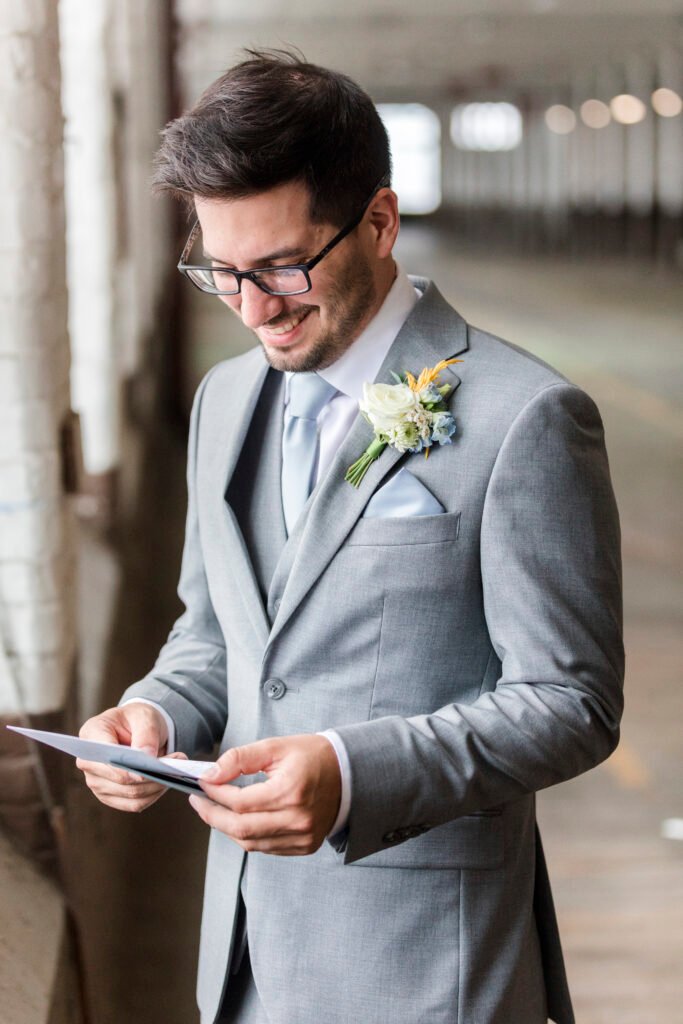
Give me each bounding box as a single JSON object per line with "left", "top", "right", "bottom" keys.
{"left": 346, "top": 510, "right": 461, "bottom": 547}
{"left": 351, "top": 813, "right": 504, "bottom": 870}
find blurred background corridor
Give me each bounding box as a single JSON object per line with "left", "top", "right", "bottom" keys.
{"left": 1, "top": 2, "right": 681, "bottom": 1023}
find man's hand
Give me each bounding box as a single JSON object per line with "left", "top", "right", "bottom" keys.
{"left": 76, "top": 703, "right": 187, "bottom": 813}
{"left": 188, "top": 735, "right": 341, "bottom": 856}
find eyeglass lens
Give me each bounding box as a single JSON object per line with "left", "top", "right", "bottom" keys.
{"left": 186, "top": 266, "right": 310, "bottom": 296}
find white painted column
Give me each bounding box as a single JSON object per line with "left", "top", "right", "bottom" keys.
{"left": 117, "top": 0, "right": 173, "bottom": 380}
{"left": 595, "top": 66, "right": 625, "bottom": 216}
{"left": 0, "top": 0, "right": 75, "bottom": 716}
{"left": 624, "top": 55, "right": 656, "bottom": 216}
{"left": 655, "top": 46, "right": 683, "bottom": 217}
{"left": 59, "top": 0, "right": 120, "bottom": 477}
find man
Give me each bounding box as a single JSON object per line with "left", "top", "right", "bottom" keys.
{"left": 77, "top": 51, "right": 624, "bottom": 1024}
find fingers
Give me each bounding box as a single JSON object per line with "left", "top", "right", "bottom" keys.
{"left": 128, "top": 704, "right": 168, "bottom": 757}
{"left": 190, "top": 735, "right": 341, "bottom": 856}
{"left": 202, "top": 738, "right": 282, "bottom": 784}
{"left": 78, "top": 704, "right": 168, "bottom": 757}
{"left": 90, "top": 778, "right": 166, "bottom": 803}
{"left": 188, "top": 796, "right": 317, "bottom": 854}
{"left": 80, "top": 766, "right": 168, "bottom": 811}
{"left": 90, "top": 785, "right": 167, "bottom": 813}
{"left": 79, "top": 713, "right": 129, "bottom": 746}
{"left": 189, "top": 798, "right": 292, "bottom": 837}
{"left": 75, "top": 757, "right": 146, "bottom": 786}
{"left": 76, "top": 705, "right": 178, "bottom": 812}
{"left": 75, "top": 749, "right": 186, "bottom": 787}
{"left": 198, "top": 776, "right": 280, "bottom": 813}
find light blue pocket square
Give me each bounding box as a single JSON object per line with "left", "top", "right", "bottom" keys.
{"left": 362, "top": 467, "right": 446, "bottom": 519}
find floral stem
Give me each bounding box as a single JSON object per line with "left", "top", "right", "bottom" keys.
{"left": 345, "top": 438, "right": 387, "bottom": 487}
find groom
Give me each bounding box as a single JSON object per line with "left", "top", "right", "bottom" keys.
{"left": 77, "top": 51, "right": 624, "bottom": 1024}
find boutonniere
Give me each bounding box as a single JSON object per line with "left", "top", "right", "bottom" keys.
{"left": 345, "top": 358, "right": 463, "bottom": 487}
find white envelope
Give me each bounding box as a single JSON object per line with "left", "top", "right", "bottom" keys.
{"left": 7, "top": 725, "right": 218, "bottom": 795}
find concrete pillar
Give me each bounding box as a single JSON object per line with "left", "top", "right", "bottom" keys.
{"left": 0, "top": 0, "right": 76, "bottom": 856}
{"left": 654, "top": 46, "right": 683, "bottom": 264}
{"left": 570, "top": 70, "right": 600, "bottom": 214}
{"left": 117, "top": 0, "right": 173, "bottom": 380}
{"left": 59, "top": 0, "right": 172, "bottom": 521}
{"left": 595, "top": 65, "right": 626, "bottom": 216}
{"left": 623, "top": 55, "right": 656, "bottom": 217}
{"left": 655, "top": 47, "right": 683, "bottom": 208}
{"left": 59, "top": 0, "right": 120, "bottom": 479}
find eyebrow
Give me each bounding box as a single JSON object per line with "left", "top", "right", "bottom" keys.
{"left": 202, "top": 245, "right": 307, "bottom": 267}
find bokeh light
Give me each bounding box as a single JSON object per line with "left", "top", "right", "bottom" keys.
{"left": 451, "top": 102, "right": 523, "bottom": 152}
{"left": 545, "top": 104, "right": 577, "bottom": 134}
{"left": 580, "top": 99, "right": 611, "bottom": 129}
{"left": 651, "top": 87, "right": 683, "bottom": 118}
{"left": 610, "top": 93, "right": 647, "bottom": 125}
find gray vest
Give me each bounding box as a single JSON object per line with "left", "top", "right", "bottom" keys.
{"left": 225, "top": 368, "right": 293, "bottom": 620}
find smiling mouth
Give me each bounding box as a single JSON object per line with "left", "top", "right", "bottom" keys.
{"left": 261, "top": 308, "right": 314, "bottom": 338}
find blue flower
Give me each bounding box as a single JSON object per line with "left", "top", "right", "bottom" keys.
{"left": 431, "top": 411, "right": 456, "bottom": 445}
{"left": 418, "top": 383, "right": 443, "bottom": 405}
{"left": 409, "top": 435, "right": 433, "bottom": 453}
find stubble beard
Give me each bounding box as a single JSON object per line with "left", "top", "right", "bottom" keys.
{"left": 258, "top": 250, "right": 378, "bottom": 374}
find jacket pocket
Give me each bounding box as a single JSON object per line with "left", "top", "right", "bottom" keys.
{"left": 346, "top": 510, "right": 461, "bottom": 547}
{"left": 350, "top": 812, "right": 504, "bottom": 871}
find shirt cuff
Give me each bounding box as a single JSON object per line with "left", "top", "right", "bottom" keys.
{"left": 318, "top": 729, "right": 351, "bottom": 837}
{"left": 120, "top": 699, "right": 176, "bottom": 754}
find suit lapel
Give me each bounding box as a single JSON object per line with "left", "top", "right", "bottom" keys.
{"left": 211, "top": 349, "right": 272, "bottom": 650}
{"left": 265, "top": 280, "right": 469, "bottom": 655}
{"left": 227, "top": 368, "right": 287, "bottom": 606}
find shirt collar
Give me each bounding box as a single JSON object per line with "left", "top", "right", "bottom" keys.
{"left": 285, "top": 264, "right": 420, "bottom": 405}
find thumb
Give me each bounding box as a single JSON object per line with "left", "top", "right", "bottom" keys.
{"left": 204, "top": 739, "right": 278, "bottom": 783}
{"left": 128, "top": 716, "right": 163, "bottom": 757}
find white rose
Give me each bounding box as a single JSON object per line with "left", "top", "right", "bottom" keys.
{"left": 359, "top": 382, "right": 418, "bottom": 433}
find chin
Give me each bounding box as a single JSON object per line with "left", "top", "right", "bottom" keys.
{"left": 262, "top": 332, "right": 342, "bottom": 374}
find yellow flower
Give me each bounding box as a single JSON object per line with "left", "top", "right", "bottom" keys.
{"left": 405, "top": 357, "right": 462, "bottom": 393}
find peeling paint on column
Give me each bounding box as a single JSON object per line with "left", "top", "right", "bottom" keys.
{"left": 0, "top": 0, "right": 75, "bottom": 718}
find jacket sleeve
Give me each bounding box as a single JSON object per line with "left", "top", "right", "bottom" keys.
{"left": 118, "top": 368, "right": 228, "bottom": 757}
{"left": 332, "top": 382, "right": 624, "bottom": 863}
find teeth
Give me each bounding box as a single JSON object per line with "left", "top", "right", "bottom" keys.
{"left": 266, "top": 311, "right": 309, "bottom": 336}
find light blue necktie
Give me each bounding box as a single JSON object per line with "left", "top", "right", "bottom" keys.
{"left": 282, "top": 372, "right": 337, "bottom": 535}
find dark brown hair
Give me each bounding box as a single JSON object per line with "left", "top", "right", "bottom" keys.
{"left": 152, "top": 49, "right": 391, "bottom": 226}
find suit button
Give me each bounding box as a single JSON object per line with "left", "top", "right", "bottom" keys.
{"left": 382, "top": 824, "right": 430, "bottom": 845}
{"left": 273, "top": 598, "right": 282, "bottom": 614}
{"left": 404, "top": 824, "right": 429, "bottom": 839}
{"left": 264, "top": 678, "right": 286, "bottom": 700}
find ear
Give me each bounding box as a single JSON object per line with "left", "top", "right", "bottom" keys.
{"left": 366, "top": 188, "right": 400, "bottom": 259}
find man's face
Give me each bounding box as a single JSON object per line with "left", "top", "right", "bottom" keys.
{"left": 194, "top": 181, "right": 384, "bottom": 373}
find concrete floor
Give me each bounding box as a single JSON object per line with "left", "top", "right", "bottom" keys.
{"left": 69, "top": 223, "right": 683, "bottom": 1023}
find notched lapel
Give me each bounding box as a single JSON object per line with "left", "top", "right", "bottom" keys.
{"left": 265, "top": 281, "right": 469, "bottom": 654}
{"left": 208, "top": 350, "right": 272, "bottom": 651}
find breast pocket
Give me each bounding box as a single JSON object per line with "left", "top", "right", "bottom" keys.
{"left": 346, "top": 510, "right": 461, "bottom": 547}
{"left": 333, "top": 508, "right": 469, "bottom": 718}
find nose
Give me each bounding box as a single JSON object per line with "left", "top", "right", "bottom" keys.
{"left": 236, "top": 278, "right": 286, "bottom": 330}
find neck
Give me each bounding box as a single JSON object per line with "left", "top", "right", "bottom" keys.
{"left": 355, "top": 257, "right": 397, "bottom": 337}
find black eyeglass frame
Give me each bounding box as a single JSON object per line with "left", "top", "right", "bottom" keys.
{"left": 177, "top": 174, "right": 390, "bottom": 296}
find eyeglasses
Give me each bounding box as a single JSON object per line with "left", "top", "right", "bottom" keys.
{"left": 177, "top": 175, "right": 390, "bottom": 296}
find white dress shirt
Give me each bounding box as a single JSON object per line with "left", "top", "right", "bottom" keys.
{"left": 125, "top": 265, "right": 421, "bottom": 838}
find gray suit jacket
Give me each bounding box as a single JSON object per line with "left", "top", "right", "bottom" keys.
{"left": 121, "top": 279, "right": 624, "bottom": 1024}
